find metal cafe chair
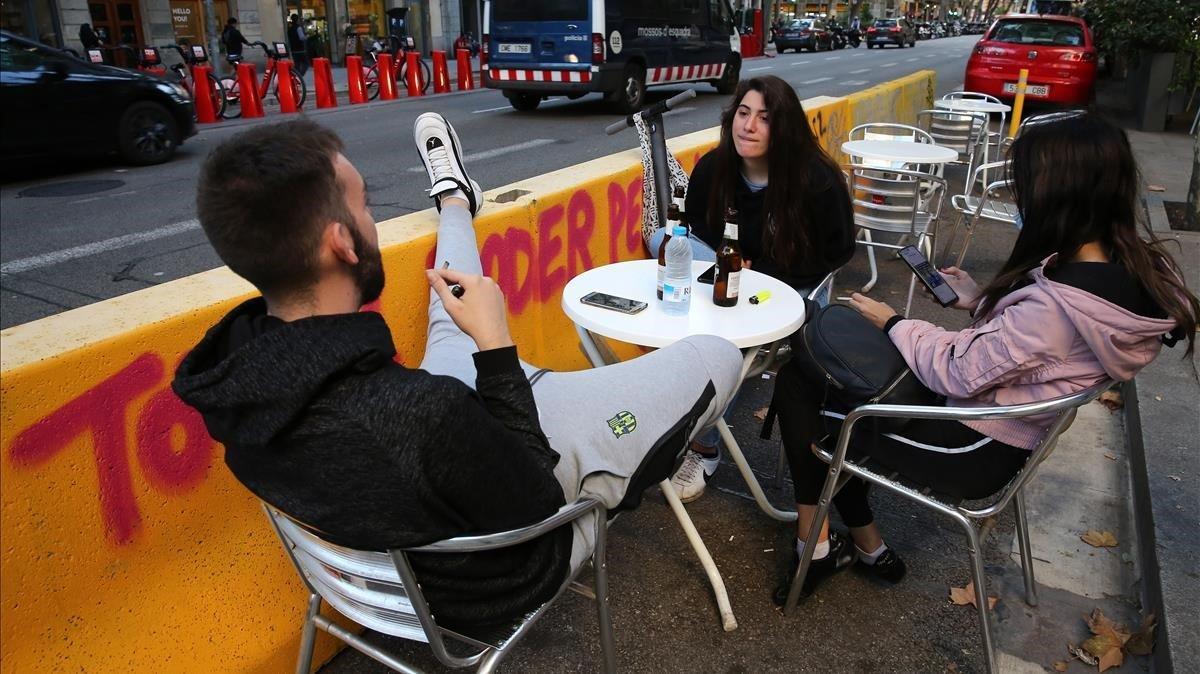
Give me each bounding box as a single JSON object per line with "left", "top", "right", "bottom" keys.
{"left": 940, "top": 159, "right": 1019, "bottom": 267}
{"left": 845, "top": 163, "right": 948, "bottom": 314}
{"left": 264, "top": 496, "right": 616, "bottom": 674}
{"left": 780, "top": 379, "right": 1116, "bottom": 674}
{"left": 917, "top": 108, "right": 989, "bottom": 187}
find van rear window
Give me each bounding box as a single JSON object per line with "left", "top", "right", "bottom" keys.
{"left": 493, "top": 0, "right": 588, "bottom": 22}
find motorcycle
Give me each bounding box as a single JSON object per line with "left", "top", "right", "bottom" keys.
{"left": 829, "top": 24, "right": 849, "bottom": 50}
{"left": 847, "top": 27, "right": 862, "bottom": 47}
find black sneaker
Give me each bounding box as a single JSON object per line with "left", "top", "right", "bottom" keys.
{"left": 856, "top": 547, "right": 907, "bottom": 584}
{"left": 772, "top": 529, "right": 856, "bottom": 606}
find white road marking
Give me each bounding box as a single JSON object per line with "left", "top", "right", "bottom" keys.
{"left": 905, "top": 57, "right": 919, "bottom": 62}
{"left": 842, "top": 80, "right": 869, "bottom": 86}
{"left": 1, "top": 219, "right": 201, "bottom": 274}
{"left": 405, "top": 138, "right": 557, "bottom": 172}
{"left": 849, "top": 68, "right": 870, "bottom": 74}
{"left": 472, "top": 105, "right": 512, "bottom": 113}
{"left": 881, "top": 62, "right": 898, "bottom": 67}
{"left": 799, "top": 77, "right": 833, "bottom": 84}
{"left": 748, "top": 66, "right": 774, "bottom": 71}
{"left": 68, "top": 190, "right": 138, "bottom": 205}
{"left": 823, "top": 56, "right": 841, "bottom": 61}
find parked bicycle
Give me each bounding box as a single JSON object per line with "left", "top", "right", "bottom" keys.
{"left": 220, "top": 41, "right": 307, "bottom": 118}
{"left": 161, "top": 43, "right": 227, "bottom": 119}
{"left": 363, "top": 34, "right": 430, "bottom": 100}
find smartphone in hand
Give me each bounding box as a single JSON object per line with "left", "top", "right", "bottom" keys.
{"left": 898, "top": 246, "right": 959, "bottom": 308}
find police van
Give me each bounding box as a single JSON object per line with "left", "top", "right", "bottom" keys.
{"left": 482, "top": 0, "right": 742, "bottom": 112}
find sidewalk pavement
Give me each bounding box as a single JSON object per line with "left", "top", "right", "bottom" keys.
{"left": 321, "top": 76, "right": 1197, "bottom": 674}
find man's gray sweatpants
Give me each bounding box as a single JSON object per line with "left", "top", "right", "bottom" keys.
{"left": 420, "top": 205, "right": 743, "bottom": 571}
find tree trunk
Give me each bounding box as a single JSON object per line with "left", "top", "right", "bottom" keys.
{"left": 1188, "top": 130, "right": 1200, "bottom": 231}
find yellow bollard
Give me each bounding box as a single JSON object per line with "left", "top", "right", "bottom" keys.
{"left": 1008, "top": 68, "right": 1029, "bottom": 138}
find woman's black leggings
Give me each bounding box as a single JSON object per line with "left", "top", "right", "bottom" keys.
{"left": 772, "top": 361, "right": 1031, "bottom": 528}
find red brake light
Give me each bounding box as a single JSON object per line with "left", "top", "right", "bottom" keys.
{"left": 891, "top": 26, "right": 901, "bottom": 32}
{"left": 592, "top": 33, "right": 604, "bottom": 64}
{"left": 867, "top": 27, "right": 876, "bottom": 33}
{"left": 481, "top": 34, "right": 489, "bottom": 67}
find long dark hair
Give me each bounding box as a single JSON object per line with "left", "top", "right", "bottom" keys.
{"left": 976, "top": 112, "right": 1199, "bottom": 353}
{"left": 706, "top": 76, "right": 842, "bottom": 267}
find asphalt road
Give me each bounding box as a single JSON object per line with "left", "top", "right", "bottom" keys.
{"left": 0, "top": 35, "right": 980, "bottom": 328}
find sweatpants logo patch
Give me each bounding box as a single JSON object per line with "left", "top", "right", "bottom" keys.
{"left": 607, "top": 411, "right": 637, "bottom": 437}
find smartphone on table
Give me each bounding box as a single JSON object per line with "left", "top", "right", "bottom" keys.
{"left": 697, "top": 264, "right": 717, "bottom": 285}
{"left": 580, "top": 292, "right": 648, "bottom": 314}
{"left": 898, "top": 245, "right": 959, "bottom": 307}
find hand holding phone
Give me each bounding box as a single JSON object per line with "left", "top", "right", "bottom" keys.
{"left": 936, "top": 266, "right": 982, "bottom": 311}
{"left": 898, "top": 246, "right": 958, "bottom": 308}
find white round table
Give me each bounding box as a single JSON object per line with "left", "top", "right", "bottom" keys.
{"left": 562, "top": 259, "right": 807, "bottom": 349}
{"left": 935, "top": 98, "right": 1012, "bottom": 114}
{"left": 841, "top": 139, "right": 959, "bottom": 165}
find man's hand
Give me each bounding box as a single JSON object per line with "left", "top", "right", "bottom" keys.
{"left": 426, "top": 267, "right": 515, "bottom": 351}
{"left": 938, "top": 266, "right": 982, "bottom": 311}
{"left": 848, "top": 292, "right": 897, "bottom": 330}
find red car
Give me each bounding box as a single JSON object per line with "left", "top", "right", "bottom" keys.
{"left": 964, "top": 14, "right": 1097, "bottom": 106}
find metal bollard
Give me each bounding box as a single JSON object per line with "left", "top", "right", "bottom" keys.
{"left": 236, "top": 63, "right": 264, "bottom": 118}
{"left": 405, "top": 51, "right": 423, "bottom": 96}
{"left": 456, "top": 48, "right": 474, "bottom": 90}
{"left": 313, "top": 57, "right": 337, "bottom": 108}
{"left": 346, "top": 55, "right": 368, "bottom": 104}
{"left": 377, "top": 53, "right": 398, "bottom": 100}
{"left": 431, "top": 50, "right": 450, "bottom": 93}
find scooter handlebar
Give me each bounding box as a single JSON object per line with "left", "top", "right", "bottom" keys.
{"left": 604, "top": 88, "right": 697, "bottom": 135}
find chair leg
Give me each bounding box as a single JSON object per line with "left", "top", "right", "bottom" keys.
{"left": 957, "top": 514, "right": 999, "bottom": 674}
{"left": 939, "top": 211, "right": 965, "bottom": 262}
{"left": 592, "top": 510, "right": 618, "bottom": 674}
{"left": 903, "top": 272, "right": 918, "bottom": 317}
{"left": 295, "top": 593, "right": 322, "bottom": 674}
{"left": 861, "top": 230, "right": 879, "bottom": 293}
{"left": 1014, "top": 490, "right": 1039, "bottom": 607}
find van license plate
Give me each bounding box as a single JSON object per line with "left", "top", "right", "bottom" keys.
{"left": 1003, "top": 82, "right": 1049, "bottom": 96}
{"left": 498, "top": 43, "right": 531, "bottom": 54}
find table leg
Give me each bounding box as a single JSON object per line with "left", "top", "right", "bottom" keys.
{"left": 659, "top": 478, "right": 738, "bottom": 632}
{"left": 574, "top": 324, "right": 737, "bottom": 630}
{"left": 724, "top": 347, "right": 798, "bottom": 522}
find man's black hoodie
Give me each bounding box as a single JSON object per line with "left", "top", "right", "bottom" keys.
{"left": 172, "top": 298, "right": 571, "bottom": 627}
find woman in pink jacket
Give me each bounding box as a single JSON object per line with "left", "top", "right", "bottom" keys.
{"left": 772, "top": 112, "right": 1199, "bottom": 601}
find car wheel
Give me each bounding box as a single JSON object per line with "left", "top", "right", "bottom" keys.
{"left": 610, "top": 63, "right": 646, "bottom": 114}
{"left": 714, "top": 55, "right": 739, "bottom": 94}
{"left": 118, "top": 101, "right": 179, "bottom": 166}
{"left": 507, "top": 92, "right": 540, "bottom": 111}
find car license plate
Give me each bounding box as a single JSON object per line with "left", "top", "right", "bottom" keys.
{"left": 498, "top": 43, "right": 531, "bottom": 54}
{"left": 1003, "top": 82, "right": 1049, "bottom": 97}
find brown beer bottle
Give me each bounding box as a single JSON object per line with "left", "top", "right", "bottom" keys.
{"left": 657, "top": 186, "right": 687, "bottom": 300}
{"left": 713, "top": 205, "right": 742, "bottom": 307}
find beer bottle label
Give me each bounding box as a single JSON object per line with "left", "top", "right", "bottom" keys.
{"left": 723, "top": 223, "right": 738, "bottom": 239}
{"left": 727, "top": 271, "right": 741, "bottom": 298}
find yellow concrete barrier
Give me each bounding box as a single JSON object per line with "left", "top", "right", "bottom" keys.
{"left": 0, "top": 71, "right": 933, "bottom": 674}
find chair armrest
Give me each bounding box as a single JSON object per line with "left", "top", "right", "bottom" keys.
{"left": 407, "top": 497, "right": 606, "bottom": 553}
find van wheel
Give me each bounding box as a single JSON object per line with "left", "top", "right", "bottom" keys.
{"left": 508, "top": 93, "right": 541, "bottom": 111}
{"left": 610, "top": 64, "right": 646, "bottom": 114}
{"left": 118, "top": 101, "right": 179, "bottom": 166}
{"left": 714, "top": 57, "right": 739, "bottom": 94}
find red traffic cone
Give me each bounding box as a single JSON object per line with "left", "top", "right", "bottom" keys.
{"left": 346, "top": 55, "right": 368, "bottom": 104}
{"left": 456, "top": 49, "right": 474, "bottom": 90}
{"left": 274, "top": 59, "right": 298, "bottom": 113}
{"left": 236, "top": 63, "right": 264, "bottom": 118}
{"left": 377, "top": 53, "right": 398, "bottom": 100}
{"left": 431, "top": 50, "right": 450, "bottom": 94}
{"left": 405, "top": 51, "right": 423, "bottom": 96}
{"left": 313, "top": 57, "right": 337, "bottom": 108}
{"left": 190, "top": 64, "right": 218, "bottom": 123}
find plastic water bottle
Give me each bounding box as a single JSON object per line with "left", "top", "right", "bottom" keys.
{"left": 662, "top": 225, "right": 692, "bottom": 316}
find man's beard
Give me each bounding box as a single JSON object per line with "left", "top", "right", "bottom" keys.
{"left": 348, "top": 223, "right": 385, "bottom": 305}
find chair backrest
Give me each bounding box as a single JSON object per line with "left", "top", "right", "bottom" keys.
{"left": 264, "top": 505, "right": 433, "bottom": 642}
{"left": 848, "top": 123, "right": 933, "bottom": 169}
{"left": 943, "top": 90, "right": 1002, "bottom": 105}
{"left": 917, "top": 109, "right": 987, "bottom": 158}
{"left": 846, "top": 164, "right": 932, "bottom": 235}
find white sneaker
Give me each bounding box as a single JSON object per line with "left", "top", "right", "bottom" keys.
{"left": 670, "top": 450, "right": 717, "bottom": 503}
{"left": 413, "top": 112, "right": 483, "bottom": 215}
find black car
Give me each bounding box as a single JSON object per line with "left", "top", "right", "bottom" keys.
{"left": 1, "top": 31, "right": 196, "bottom": 165}
{"left": 776, "top": 18, "right": 834, "bottom": 52}
{"left": 866, "top": 18, "right": 917, "bottom": 48}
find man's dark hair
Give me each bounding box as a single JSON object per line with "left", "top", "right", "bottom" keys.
{"left": 197, "top": 119, "right": 352, "bottom": 298}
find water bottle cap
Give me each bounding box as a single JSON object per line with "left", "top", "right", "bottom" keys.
{"left": 672, "top": 225, "right": 687, "bottom": 236}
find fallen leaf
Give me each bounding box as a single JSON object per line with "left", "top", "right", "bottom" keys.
{"left": 1097, "top": 644, "right": 1124, "bottom": 672}
{"left": 1103, "top": 453, "right": 1117, "bottom": 461}
{"left": 948, "top": 581, "right": 998, "bottom": 609}
{"left": 753, "top": 406, "right": 770, "bottom": 421}
{"left": 1125, "top": 613, "right": 1157, "bottom": 656}
{"left": 1147, "top": 184, "right": 1167, "bottom": 192}
{"left": 1081, "top": 530, "right": 1119, "bottom": 548}
{"left": 1068, "top": 643, "right": 1098, "bottom": 666}
{"left": 1098, "top": 390, "right": 1124, "bottom": 411}
{"left": 1154, "top": 395, "right": 1163, "bottom": 401}
{"left": 1052, "top": 661, "right": 1069, "bottom": 672}
{"left": 1086, "top": 609, "right": 1132, "bottom": 645}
